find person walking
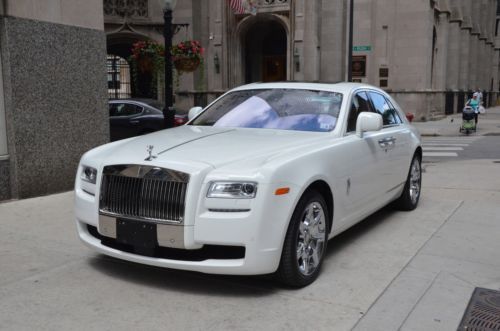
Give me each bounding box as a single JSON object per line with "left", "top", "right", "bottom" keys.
{"left": 466, "top": 93, "right": 480, "bottom": 126}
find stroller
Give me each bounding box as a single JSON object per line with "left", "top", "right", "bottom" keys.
{"left": 459, "top": 106, "right": 476, "bottom": 135}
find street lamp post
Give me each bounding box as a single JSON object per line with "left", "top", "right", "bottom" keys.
{"left": 159, "top": 0, "right": 177, "bottom": 129}
{"left": 347, "top": 0, "right": 354, "bottom": 82}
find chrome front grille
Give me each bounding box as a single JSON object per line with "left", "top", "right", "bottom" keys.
{"left": 99, "top": 165, "right": 189, "bottom": 224}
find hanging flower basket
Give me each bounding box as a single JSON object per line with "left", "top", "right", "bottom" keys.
{"left": 174, "top": 57, "right": 200, "bottom": 72}
{"left": 171, "top": 40, "right": 204, "bottom": 73}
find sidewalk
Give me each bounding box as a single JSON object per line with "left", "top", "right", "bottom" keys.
{"left": 412, "top": 105, "right": 500, "bottom": 137}
{"left": 1, "top": 110, "right": 500, "bottom": 330}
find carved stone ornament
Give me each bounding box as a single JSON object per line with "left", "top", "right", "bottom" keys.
{"left": 104, "top": 0, "right": 148, "bottom": 18}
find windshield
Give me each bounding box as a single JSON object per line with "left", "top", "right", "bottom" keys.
{"left": 190, "top": 89, "right": 343, "bottom": 132}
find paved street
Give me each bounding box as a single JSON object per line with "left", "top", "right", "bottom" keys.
{"left": 1, "top": 108, "right": 500, "bottom": 331}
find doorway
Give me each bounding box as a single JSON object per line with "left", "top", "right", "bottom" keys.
{"left": 244, "top": 20, "right": 287, "bottom": 83}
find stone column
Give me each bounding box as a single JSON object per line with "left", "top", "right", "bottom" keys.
{"left": 302, "top": 0, "right": 320, "bottom": 81}
{"left": 319, "top": 0, "right": 346, "bottom": 82}
{"left": 207, "top": 0, "right": 224, "bottom": 91}
{"left": 293, "top": 0, "right": 306, "bottom": 81}
{"left": 434, "top": 11, "right": 450, "bottom": 90}
{"left": 468, "top": 32, "right": 479, "bottom": 90}
{"left": 446, "top": 20, "right": 461, "bottom": 90}
{"left": 459, "top": 22, "right": 472, "bottom": 90}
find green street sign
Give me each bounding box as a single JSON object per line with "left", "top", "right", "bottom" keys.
{"left": 353, "top": 45, "right": 372, "bottom": 52}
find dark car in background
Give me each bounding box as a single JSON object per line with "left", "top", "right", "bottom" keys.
{"left": 109, "top": 99, "right": 188, "bottom": 141}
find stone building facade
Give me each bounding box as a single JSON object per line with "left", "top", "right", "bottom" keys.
{"left": 0, "top": 0, "right": 108, "bottom": 201}
{"left": 352, "top": 0, "right": 500, "bottom": 120}
{"left": 104, "top": 0, "right": 348, "bottom": 111}
{"left": 105, "top": 0, "right": 500, "bottom": 121}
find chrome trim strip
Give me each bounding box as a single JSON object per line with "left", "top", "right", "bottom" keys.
{"left": 99, "top": 211, "right": 182, "bottom": 225}
{"left": 99, "top": 214, "right": 117, "bottom": 238}
{"left": 208, "top": 209, "right": 251, "bottom": 213}
{"left": 98, "top": 214, "right": 185, "bottom": 248}
{"left": 82, "top": 189, "right": 95, "bottom": 196}
{"left": 103, "top": 164, "right": 189, "bottom": 182}
{"left": 157, "top": 223, "right": 184, "bottom": 249}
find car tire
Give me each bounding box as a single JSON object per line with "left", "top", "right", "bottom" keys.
{"left": 393, "top": 154, "right": 421, "bottom": 211}
{"left": 277, "top": 190, "right": 328, "bottom": 287}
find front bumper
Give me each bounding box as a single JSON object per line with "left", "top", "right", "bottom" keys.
{"left": 75, "top": 180, "right": 300, "bottom": 275}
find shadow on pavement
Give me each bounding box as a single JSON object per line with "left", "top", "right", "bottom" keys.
{"left": 87, "top": 205, "right": 397, "bottom": 294}
{"left": 324, "top": 206, "right": 395, "bottom": 259}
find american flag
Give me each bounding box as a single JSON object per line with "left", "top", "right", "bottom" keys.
{"left": 228, "top": 0, "right": 246, "bottom": 14}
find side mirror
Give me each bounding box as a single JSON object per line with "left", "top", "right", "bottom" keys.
{"left": 356, "top": 112, "right": 383, "bottom": 138}
{"left": 188, "top": 106, "right": 203, "bottom": 120}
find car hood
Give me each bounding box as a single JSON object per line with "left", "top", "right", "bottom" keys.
{"left": 101, "top": 125, "right": 326, "bottom": 169}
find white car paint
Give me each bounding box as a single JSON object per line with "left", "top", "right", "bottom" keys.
{"left": 74, "top": 82, "right": 421, "bottom": 277}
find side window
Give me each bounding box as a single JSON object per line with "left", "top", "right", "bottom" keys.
{"left": 347, "top": 91, "right": 373, "bottom": 132}
{"left": 109, "top": 103, "right": 123, "bottom": 117}
{"left": 368, "top": 92, "right": 401, "bottom": 126}
{"left": 109, "top": 103, "right": 143, "bottom": 117}
{"left": 122, "top": 104, "right": 143, "bottom": 116}
{"left": 385, "top": 98, "right": 403, "bottom": 124}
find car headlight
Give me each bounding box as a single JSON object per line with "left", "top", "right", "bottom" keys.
{"left": 81, "top": 166, "right": 97, "bottom": 184}
{"left": 207, "top": 182, "right": 258, "bottom": 199}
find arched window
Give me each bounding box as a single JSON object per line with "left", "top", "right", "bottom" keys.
{"left": 107, "top": 55, "right": 131, "bottom": 99}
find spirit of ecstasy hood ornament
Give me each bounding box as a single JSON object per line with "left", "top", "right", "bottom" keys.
{"left": 145, "top": 145, "right": 157, "bottom": 161}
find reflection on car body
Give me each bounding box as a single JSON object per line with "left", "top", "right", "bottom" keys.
{"left": 108, "top": 99, "right": 188, "bottom": 141}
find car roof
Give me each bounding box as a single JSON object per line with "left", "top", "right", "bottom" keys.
{"left": 109, "top": 99, "right": 163, "bottom": 108}
{"left": 229, "top": 81, "right": 379, "bottom": 95}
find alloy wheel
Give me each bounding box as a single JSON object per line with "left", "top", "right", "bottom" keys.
{"left": 409, "top": 158, "right": 421, "bottom": 205}
{"left": 296, "top": 202, "right": 326, "bottom": 276}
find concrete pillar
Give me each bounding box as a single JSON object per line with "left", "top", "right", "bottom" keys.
{"left": 459, "top": 27, "right": 471, "bottom": 90}
{"left": 0, "top": 50, "right": 7, "bottom": 157}
{"left": 319, "top": 0, "right": 346, "bottom": 82}
{"left": 494, "top": 49, "right": 500, "bottom": 93}
{"left": 206, "top": 0, "right": 224, "bottom": 91}
{"left": 293, "top": 0, "right": 306, "bottom": 81}
{"left": 302, "top": 0, "right": 320, "bottom": 81}
{"left": 446, "top": 21, "right": 461, "bottom": 90}
{"left": 434, "top": 12, "right": 449, "bottom": 90}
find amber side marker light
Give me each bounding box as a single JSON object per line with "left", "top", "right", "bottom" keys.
{"left": 275, "top": 187, "right": 290, "bottom": 195}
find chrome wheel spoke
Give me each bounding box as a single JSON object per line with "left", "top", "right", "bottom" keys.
{"left": 296, "top": 242, "right": 305, "bottom": 258}
{"left": 305, "top": 207, "right": 314, "bottom": 225}
{"left": 299, "top": 221, "right": 306, "bottom": 237}
{"left": 296, "top": 200, "right": 326, "bottom": 276}
{"left": 310, "top": 245, "right": 320, "bottom": 266}
{"left": 301, "top": 257, "right": 309, "bottom": 275}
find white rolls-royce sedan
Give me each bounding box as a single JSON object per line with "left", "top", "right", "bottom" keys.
{"left": 75, "top": 82, "right": 422, "bottom": 287}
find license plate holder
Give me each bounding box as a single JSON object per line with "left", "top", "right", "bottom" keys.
{"left": 116, "top": 219, "right": 158, "bottom": 255}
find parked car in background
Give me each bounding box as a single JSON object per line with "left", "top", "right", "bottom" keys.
{"left": 109, "top": 99, "right": 188, "bottom": 141}
{"left": 78, "top": 83, "right": 422, "bottom": 287}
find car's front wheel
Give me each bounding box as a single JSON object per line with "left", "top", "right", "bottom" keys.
{"left": 277, "top": 190, "right": 328, "bottom": 287}
{"left": 394, "top": 153, "right": 421, "bottom": 211}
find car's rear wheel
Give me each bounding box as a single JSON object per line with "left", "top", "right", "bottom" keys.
{"left": 277, "top": 190, "right": 328, "bottom": 287}
{"left": 394, "top": 154, "right": 421, "bottom": 211}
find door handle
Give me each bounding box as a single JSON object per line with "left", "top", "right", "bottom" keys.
{"left": 378, "top": 137, "right": 396, "bottom": 148}
{"left": 129, "top": 120, "right": 139, "bottom": 125}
